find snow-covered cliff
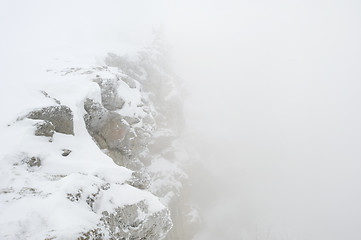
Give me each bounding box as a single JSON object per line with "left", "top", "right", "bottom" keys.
{"left": 0, "top": 40, "right": 199, "bottom": 239}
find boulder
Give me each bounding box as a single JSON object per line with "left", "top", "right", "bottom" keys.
{"left": 34, "top": 120, "right": 55, "bottom": 138}
{"left": 84, "top": 99, "right": 129, "bottom": 151}
{"left": 27, "top": 105, "right": 74, "bottom": 135}
{"left": 94, "top": 78, "right": 125, "bottom": 111}
{"left": 84, "top": 99, "right": 151, "bottom": 170}
{"left": 62, "top": 149, "right": 72, "bottom": 157}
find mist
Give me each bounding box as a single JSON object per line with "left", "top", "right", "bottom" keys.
{"left": 165, "top": 0, "right": 361, "bottom": 239}
{"left": 1, "top": 0, "right": 361, "bottom": 239}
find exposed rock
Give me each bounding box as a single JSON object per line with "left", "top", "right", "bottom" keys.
{"left": 62, "top": 149, "right": 72, "bottom": 157}
{"left": 78, "top": 229, "right": 102, "bottom": 240}
{"left": 84, "top": 98, "right": 148, "bottom": 170}
{"left": 84, "top": 99, "right": 129, "bottom": 151}
{"left": 123, "top": 116, "right": 141, "bottom": 125}
{"left": 22, "top": 156, "right": 41, "bottom": 168}
{"left": 66, "top": 181, "right": 172, "bottom": 240}
{"left": 40, "top": 90, "right": 61, "bottom": 104}
{"left": 34, "top": 120, "right": 55, "bottom": 138}
{"left": 99, "top": 201, "right": 172, "bottom": 240}
{"left": 67, "top": 190, "right": 83, "bottom": 202}
{"left": 105, "top": 149, "right": 144, "bottom": 170}
{"left": 102, "top": 48, "right": 198, "bottom": 239}
{"left": 0, "top": 44, "right": 195, "bottom": 240}
{"left": 78, "top": 202, "right": 172, "bottom": 240}
{"left": 27, "top": 105, "right": 74, "bottom": 135}
{"left": 126, "top": 171, "right": 151, "bottom": 190}
{"left": 94, "top": 78, "right": 125, "bottom": 111}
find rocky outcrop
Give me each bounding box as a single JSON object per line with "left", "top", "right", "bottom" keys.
{"left": 22, "top": 156, "right": 42, "bottom": 168}
{"left": 126, "top": 171, "right": 151, "bottom": 190}
{"left": 95, "top": 78, "right": 125, "bottom": 111}
{"left": 83, "top": 98, "right": 146, "bottom": 169}
{"left": 82, "top": 46, "right": 200, "bottom": 239}
{"left": 27, "top": 105, "right": 74, "bottom": 135}
{"left": 84, "top": 98, "right": 129, "bottom": 151}
{"left": 0, "top": 42, "right": 198, "bottom": 240}
{"left": 103, "top": 42, "right": 200, "bottom": 240}
{"left": 98, "top": 201, "right": 172, "bottom": 240}
{"left": 67, "top": 179, "right": 172, "bottom": 240}
{"left": 34, "top": 120, "right": 55, "bottom": 138}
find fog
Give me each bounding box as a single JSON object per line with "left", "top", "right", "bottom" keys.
{"left": 1, "top": 1, "right": 361, "bottom": 239}
{"left": 165, "top": 1, "right": 361, "bottom": 239}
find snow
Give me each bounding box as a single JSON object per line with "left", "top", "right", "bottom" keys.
{"left": 0, "top": 50, "right": 169, "bottom": 239}
{"left": 0, "top": 1, "right": 183, "bottom": 239}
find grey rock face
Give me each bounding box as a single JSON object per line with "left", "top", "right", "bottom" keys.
{"left": 126, "top": 171, "right": 151, "bottom": 190}
{"left": 103, "top": 50, "right": 198, "bottom": 239}
{"left": 34, "top": 120, "right": 55, "bottom": 138}
{"left": 123, "top": 116, "right": 141, "bottom": 125}
{"left": 78, "top": 202, "right": 172, "bottom": 240}
{"left": 95, "top": 78, "right": 125, "bottom": 111}
{"left": 68, "top": 181, "right": 172, "bottom": 240}
{"left": 84, "top": 99, "right": 148, "bottom": 170}
{"left": 84, "top": 99, "right": 129, "bottom": 151}
{"left": 99, "top": 201, "right": 172, "bottom": 240}
{"left": 27, "top": 105, "right": 74, "bottom": 135}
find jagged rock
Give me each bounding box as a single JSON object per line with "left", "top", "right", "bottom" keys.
{"left": 66, "top": 180, "right": 172, "bottom": 240}
{"left": 27, "top": 105, "right": 74, "bottom": 135}
{"left": 94, "top": 78, "right": 125, "bottom": 111}
{"left": 119, "top": 127, "right": 151, "bottom": 159}
{"left": 84, "top": 99, "right": 129, "bottom": 150}
{"left": 78, "top": 229, "right": 102, "bottom": 240}
{"left": 105, "top": 149, "right": 144, "bottom": 170}
{"left": 84, "top": 98, "right": 148, "bottom": 170}
{"left": 34, "top": 120, "right": 55, "bottom": 138}
{"left": 62, "top": 149, "right": 72, "bottom": 157}
{"left": 22, "top": 156, "right": 41, "bottom": 168}
{"left": 123, "top": 116, "right": 141, "bottom": 125}
{"left": 99, "top": 201, "right": 172, "bottom": 240}
{"left": 79, "top": 202, "right": 172, "bottom": 240}
{"left": 126, "top": 171, "right": 151, "bottom": 190}
{"left": 40, "top": 90, "right": 61, "bottom": 104}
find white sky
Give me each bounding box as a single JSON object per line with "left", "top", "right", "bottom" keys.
{"left": 165, "top": 1, "right": 361, "bottom": 240}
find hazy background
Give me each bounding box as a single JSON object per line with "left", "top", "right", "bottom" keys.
{"left": 166, "top": 1, "right": 361, "bottom": 240}
{"left": 1, "top": 0, "right": 361, "bottom": 239}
